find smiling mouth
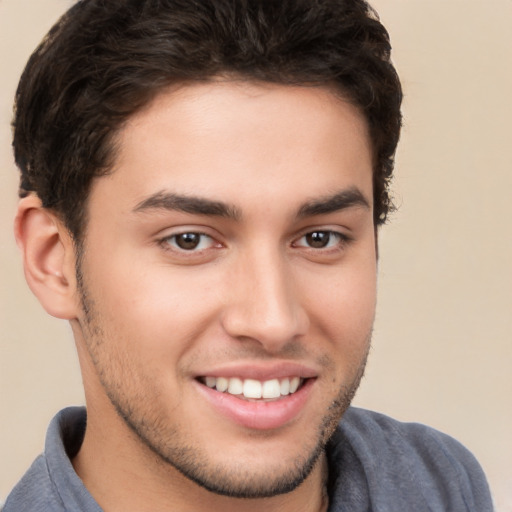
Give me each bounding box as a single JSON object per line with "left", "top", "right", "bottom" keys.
{"left": 197, "top": 376, "right": 306, "bottom": 401}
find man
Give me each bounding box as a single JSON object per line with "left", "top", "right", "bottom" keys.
{"left": 4, "top": 0, "right": 493, "bottom": 511}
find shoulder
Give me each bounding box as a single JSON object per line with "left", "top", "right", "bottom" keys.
{"left": 3, "top": 455, "right": 66, "bottom": 512}
{"left": 340, "top": 406, "right": 484, "bottom": 470}
{"left": 326, "top": 407, "right": 494, "bottom": 511}
{"left": 3, "top": 407, "right": 91, "bottom": 512}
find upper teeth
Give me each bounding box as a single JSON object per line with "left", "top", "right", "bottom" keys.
{"left": 204, "top": 376, "right": 302, "bottom": 399}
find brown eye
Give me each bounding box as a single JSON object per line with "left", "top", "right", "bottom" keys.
{"left": 305, "top": 231, "right": 332, "bottom": 248}
{"left": 164, "top": 232, "right": 215, "bottom": 251}
{"left": 294, "top": 230, "right": 347, "bottom": 251}
{"left": 175, "top": 233, "right": 202, "bottom": 250}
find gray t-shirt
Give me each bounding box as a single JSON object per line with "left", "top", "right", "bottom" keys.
{"left": 4, "top": 406, "right": 494, "bottom": 511}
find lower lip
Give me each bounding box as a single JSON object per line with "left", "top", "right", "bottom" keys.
{"left": 194, "top": 379, "right": 314, "bottom": 431}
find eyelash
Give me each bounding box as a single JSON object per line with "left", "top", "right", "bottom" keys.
{"left": 160, "top": 232, "right": 218, "bottom": 252}
{"left": 159, "top": 229, "right": 350, "bottom": 255}
{"left": 293, "top": 230, "right": 350, "bottom": 252}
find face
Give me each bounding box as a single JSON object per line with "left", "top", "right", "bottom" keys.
{"left": 74, "top": 81, "right": 377, "bottom": 498}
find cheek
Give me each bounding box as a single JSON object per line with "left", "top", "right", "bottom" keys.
{"left": 85, "top": 253, "right": 224, "bottom": 358}
{"left": 305, "top": 261, "right": 376, "bottom": 324}
{"left": 298, "top": 255, "right": 377, "bottom": 358}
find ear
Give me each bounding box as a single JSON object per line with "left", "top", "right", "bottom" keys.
{"left": 14, "top": 195, "right": 80, "bottom": 320}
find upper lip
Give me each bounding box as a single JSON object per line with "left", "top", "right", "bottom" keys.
{"left": 194, "top": 361, "right": 319, "bottom": 381}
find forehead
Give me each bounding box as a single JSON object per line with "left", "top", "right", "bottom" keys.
{"left": 91, "top": 81, "right": 373, "bottom": 216}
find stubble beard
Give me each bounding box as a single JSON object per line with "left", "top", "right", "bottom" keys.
{"left": 76, "top": 266, "right": 371, "bottom": 499}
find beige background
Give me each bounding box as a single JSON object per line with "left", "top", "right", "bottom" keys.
{"left": 1, "top": 0, "right": 511, "bottom": 509}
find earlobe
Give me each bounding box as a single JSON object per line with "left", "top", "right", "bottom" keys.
{"left": 15, "top": 195, "right": 79, "bottom": 320}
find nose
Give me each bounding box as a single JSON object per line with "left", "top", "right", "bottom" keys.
{"left": 220, "top": 249, "right": 309, "bottom": 352}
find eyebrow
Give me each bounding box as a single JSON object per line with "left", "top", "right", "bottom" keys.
{"left": 133, "top": 191, "right": 241, "bottom": 220}
{"left": 133, "top": 186, "right": 370, "bottom": 221}
{"left": 297, "top": 187, "right": 370, "bottom": 218}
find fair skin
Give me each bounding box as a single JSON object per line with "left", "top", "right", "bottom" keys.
{"left": 16, "top": 81, "right": 377, "bottom": 512}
